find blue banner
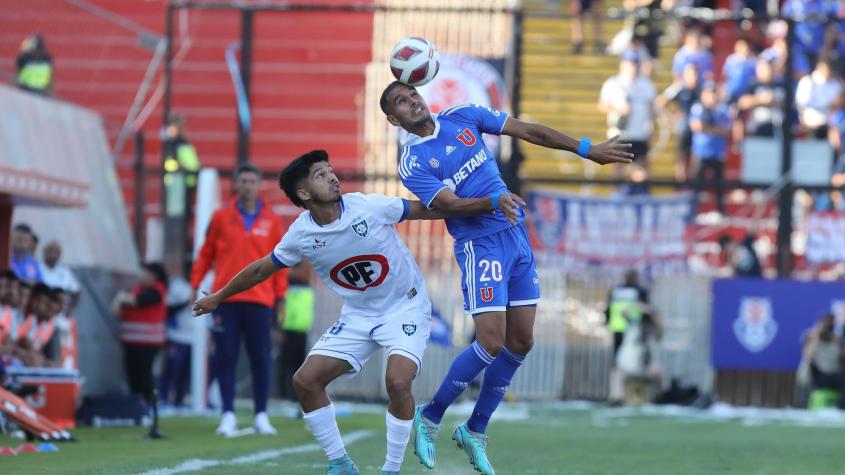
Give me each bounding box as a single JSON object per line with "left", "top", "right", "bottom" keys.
{"left": 711, "top": 279, "right": 845, "bottom": 370}
{"left": 526, "top": 190, "right": 694, "bottom": 279}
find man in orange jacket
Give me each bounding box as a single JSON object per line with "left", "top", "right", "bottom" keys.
{"left": 191, "top": 162, "right": 288, "bottom": 436}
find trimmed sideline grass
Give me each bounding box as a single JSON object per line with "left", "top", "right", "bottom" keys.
{"left": 1, "top": 406, "right": 841, "bottom": 474}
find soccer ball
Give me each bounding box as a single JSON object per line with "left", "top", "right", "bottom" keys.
{"left": 389, "top": 37, "right": 440, "bottom": 87}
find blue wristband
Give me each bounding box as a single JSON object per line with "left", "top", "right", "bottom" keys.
{"left": 577, "top": 137, "right": 592, "bottom": 158}
{"left": 491, "top": 192, "right": 502, "bottom": 210}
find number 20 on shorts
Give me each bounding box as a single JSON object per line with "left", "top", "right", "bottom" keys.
{"left": 478, "top": 259, "right": 502, "bottom": 282}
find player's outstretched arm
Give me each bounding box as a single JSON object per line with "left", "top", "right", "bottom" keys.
{"left": 501, "top": 117, "right": 634, "bottom": 165}
{"left": 408, "top": 188, "right": 525, "bottom": 224}
{"left": 192, "top": 255, "right": 280, "bottom": 317}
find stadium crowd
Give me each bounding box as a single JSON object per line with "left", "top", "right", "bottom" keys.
{"left": 598, "top": 0, "right": 845, "bottom": 219}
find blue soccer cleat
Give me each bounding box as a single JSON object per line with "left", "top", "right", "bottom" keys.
{"left": 452, "top": 423, "right": 495, "bottom": 475}
{"left": 327, "top": 454, "right": 359, "bottom": 475}
{"left": 412, "top": 404, "right": 439, "bottom": 468}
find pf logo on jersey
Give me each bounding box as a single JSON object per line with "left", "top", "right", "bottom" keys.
{"left": 330, "top": 254, "right": 390, "bottom": 291}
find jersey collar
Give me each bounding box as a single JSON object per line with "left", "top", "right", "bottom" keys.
{"left": 401, "top": 114, "right": 441, "bottom": 146}
{"left": 308, "top": 197, "right": 346, "bottom": 227}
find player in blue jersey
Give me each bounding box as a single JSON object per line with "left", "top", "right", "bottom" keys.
{"left": 380, "top": 81, "right": 632, "bottom": 475}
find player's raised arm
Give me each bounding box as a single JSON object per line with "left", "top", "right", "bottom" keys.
{"left": 192, "top": 255, "right": 282, "bottom": 317}
{"left": 405, "top": 191, "right": 525, "bottom": 225}
{"left": 500, "top": 117, "right": 634, "bottom": 165}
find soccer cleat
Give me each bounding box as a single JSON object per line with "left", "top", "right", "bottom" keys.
{"left": 253, "top": 412, "right": 277, "bottom": 435}
{"left": 380, "top": 471, "right": 399, "bottom": 475}
{"left": 412, "top": 404, "right": 439, "bottom": 468}
{"left": 326, "top": 454, "right": 359, "bottom": 475}
{"left": 215, "top": 411, "right": 237, "bottom": 436}
{"left": 452, "top": 423, "right": 495, "bottom": 475}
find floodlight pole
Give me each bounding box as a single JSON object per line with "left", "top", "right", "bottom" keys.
{"left": 237, "top": 9, "right": 254, "bottom": 165}
{"left": 776, "top": 18, "right": 795, "bottom": 277}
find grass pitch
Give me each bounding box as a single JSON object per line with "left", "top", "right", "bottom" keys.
{"left": 1, "top": 403, "right": 841, "bottom": 474}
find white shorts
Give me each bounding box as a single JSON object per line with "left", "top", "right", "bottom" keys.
{"left": 308, "top": 293, "right": 432, "bottom": 375}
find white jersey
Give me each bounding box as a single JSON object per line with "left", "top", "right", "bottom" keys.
{"left": 272, "top": 193, "right": 426, "bottom": 320}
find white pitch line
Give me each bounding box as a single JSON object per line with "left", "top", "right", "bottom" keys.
{"left": 140, "top": 430, "right": 374, "bottom": 475}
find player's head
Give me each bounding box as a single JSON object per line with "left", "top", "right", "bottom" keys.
{"left": 278, "top": 149, "right": 340, "bottom": 209}
{"left": 380, "top": 81, "right": 431, "bottom": 129}
{"left": 233, "top": 162, "right": 262, "bottom": 203}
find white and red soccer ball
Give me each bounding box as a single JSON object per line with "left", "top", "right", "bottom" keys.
{"left": 389, "top": 37, "right": 440, "bottom": 87}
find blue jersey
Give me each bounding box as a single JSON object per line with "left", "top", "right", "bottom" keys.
{"left": 399, "top": 104, "right": 521, "bottom": 243}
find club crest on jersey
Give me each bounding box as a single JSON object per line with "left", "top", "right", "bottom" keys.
{"left": 351, "top": 219, "right": 369, "bottom": 238}
{"left": 312, "top": 238, "right": 326, "bottom": 250}
{"left": 445, "top": 145, "right": 456, "bottom": 155}
{"left": 429, "top": 158, "right": 440, "bottom": 168}
{"left": 457, "top": 128, "right": 476, "bottom": 146}
{"left": 402, "top": 321, "right": 417, "bottom": 336}
{"left": 480, "top": 287, "right": 494, "bottom": 302}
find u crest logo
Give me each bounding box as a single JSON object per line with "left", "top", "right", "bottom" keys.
{"left": 456, "top": 128, "right": 476, "bottom": 146}
{"left": 480, "top": 287, "right": 494, "bottom": 302}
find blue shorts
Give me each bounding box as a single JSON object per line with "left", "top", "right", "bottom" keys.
{"left": 454, "top": 223, "right": 540, "bottom": 315}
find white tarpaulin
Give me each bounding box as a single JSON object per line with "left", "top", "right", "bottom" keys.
{"left": 0, "top": 84, "right": 139, "bottom": 274}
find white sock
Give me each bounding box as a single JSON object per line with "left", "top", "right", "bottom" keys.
{"left": 382, "top": 411, "right": 413, "bottom": 472}
{"left": 303, "top": 404, "right": 346, "bottom": 461}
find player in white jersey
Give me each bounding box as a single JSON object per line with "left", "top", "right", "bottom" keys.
{"left": 193, "top": 150, "right": 523, "bottom": 475}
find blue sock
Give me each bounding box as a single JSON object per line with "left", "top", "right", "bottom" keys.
{"left": 466, "top": 347, "right": 525, "bottom": 434}
{"left": 422, "top": 341, "right": 493, "bottom": 424}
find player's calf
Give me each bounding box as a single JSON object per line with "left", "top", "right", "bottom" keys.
{"left": 382, "top": 354, "right": 417, "bottom": 473}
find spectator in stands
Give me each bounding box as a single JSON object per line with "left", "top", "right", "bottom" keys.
{"left": 190, "top": 162, "right": 287, "bottom": 436}
{"left": 730, "top": 0, "right": 768, "bottom": 44}
{"left": 783, "top": 0, "right": 837, "bottom": 68}
{"left": 658, "top": 63, "right": 700, "bottom": 180}
{"left": 11, "top": 224, "right": 42, "bottom": 283}
{"left": 599, "top": 52, "right": 657, "bottom": 172}
{"left": 614, "top": 163, "right": 651, "bottom": 197}
{"left": 690, "top": 82, "right": 731, "bottom": 216}
{"left": 796, "top": 57, "right": 842, "bottom": 139}
{"left": 827, "top": 20, "right": 845, "bottom": 75}
{"left": 16, "top": 33, "right": 52, "bottom": 96}
{"left": 761, "top": 21, "right": 811, "bottom": 82}
{"left": 158, "top": 262, "right": 195, "bottom": 408}
{"left": 621, "top": 36, "right": 656, "bottom": 77}
{"left": 722, "top": 37, "right": 757, "bottom": 105}
{"left": 799, "top": 313, "right": 841, "bottom": 410}
{"left": 816, "top": 91, "right": 845, "bottom": 211}
{"left": 672, "top": 28, "right": 714, "bottom": 84}
{"left": 571, "top": 0, "right": 605, "bottom": 54}
{"left": 276, "top": 262, "right": 314, "bottom": 401}
{"left": 737, "top": 59, "right": 786, "bottom": 138}
{"left": 113, "top": 263, "right": 168, "bottom": 406}
{"left": 624, "top": 0, "right": 666, "bottom": 59}
{"left": 39, "top": 241, "right": 80, "bottom": 313}
{"left": 718, "top": 234, "right": 762, "bottom": 277}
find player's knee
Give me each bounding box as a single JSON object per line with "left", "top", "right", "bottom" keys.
{"left": 507, "top": 335, "right": 534, "bottom": 355}
{"left": 479, "top": 340, "right": 504, "bottom": 358}
{"left": 385, "top": 375, "right": 412, "bottom": 399}
{"left": 292, "top": 369, "right": 319, "bottom": 396}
